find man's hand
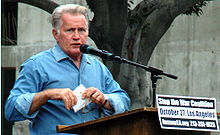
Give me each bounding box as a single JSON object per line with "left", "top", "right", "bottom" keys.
{"left": 81, "top": 87, "right": 113, "bottom": 111}
{"left": 45, "top": 88, "right": 77, "bottom": 111}
{"left": 81, "top": 87, "right": 106, "bottom": 105}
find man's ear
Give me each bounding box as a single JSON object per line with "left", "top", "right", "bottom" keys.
{"left": 52, "top": 29, "right": 58, "bottom": 41}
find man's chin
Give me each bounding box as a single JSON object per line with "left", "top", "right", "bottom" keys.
{"left": 68, "top": 51, "right": 82, "bottom": 58}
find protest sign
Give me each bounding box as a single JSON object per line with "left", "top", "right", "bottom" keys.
{"left": 157, "top": 94, "right": 219, "bottom": 132}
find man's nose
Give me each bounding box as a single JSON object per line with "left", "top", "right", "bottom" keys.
{"left": 72, "top": 30, "right": 80, "bottom": 39}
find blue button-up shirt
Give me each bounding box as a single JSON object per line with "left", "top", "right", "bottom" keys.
{"left": 5, "top": 44, "right": 130, "bottom": 135}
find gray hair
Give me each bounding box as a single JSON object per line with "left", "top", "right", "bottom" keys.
{"left": 51, "top": 4, "right": 89, "bottom": 32}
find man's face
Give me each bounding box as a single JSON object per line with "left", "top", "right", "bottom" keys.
{"left": 53, "top": 13, "right": 88, "bottom": 58}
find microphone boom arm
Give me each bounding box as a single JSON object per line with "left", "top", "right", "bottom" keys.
{"left": 113, "top": 56, "right": 177, "bottom": 80}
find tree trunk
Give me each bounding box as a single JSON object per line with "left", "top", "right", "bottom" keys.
{"left": 116, "top": 0, "right": 206, "bottom": 109}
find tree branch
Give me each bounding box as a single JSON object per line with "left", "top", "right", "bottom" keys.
{"left": 137, "top": 0, "right": 207, "bottom": 65}
{"left": 86, "top": 0, "right": 127, "bottom": 53}
{"left": 6, "top": 0, "right": 59, "bottom": 14}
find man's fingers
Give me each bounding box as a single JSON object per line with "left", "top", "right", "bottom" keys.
{"left": 62, "top": 89, "right": 77, "bottom": 110}
{"left": 91, "top": 92, "right": 105, "bottom": 105}
{"left": 66, "top": 92, "right": 73, "bottom": 109}
{"left": 92, "top": 92, "right": 98, "bottom": 98}
{"left": 62, "top": 96, "right": 70, "bottom": 110}
{"left": 69, "top": 91, "right": 77, "bottom": 106}
{"left": 83, "top": 87, "right": 106, "bottom": 105}
{"left": 96, "top": 96, "right": 103, "bottom": 104}
{"left": 84, "top": 87, "right": 97, "bottom": 97}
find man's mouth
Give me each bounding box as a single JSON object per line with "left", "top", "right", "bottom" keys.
{"left": 71, "top": 43, "right": 81, "bottom": 46}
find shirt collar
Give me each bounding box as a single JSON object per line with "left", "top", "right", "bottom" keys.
{"left": 81, "top": 53, "right": 91, "bottom": 65}
{"left": 52, "top": 44, "right": 69, "bottom": 62}
{"left": 52, "top": 44, "right": 92, "bottom": 64}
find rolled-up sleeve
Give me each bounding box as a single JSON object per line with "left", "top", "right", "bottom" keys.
{"left": 101, "top": 93, "right": 130, "bottom": 116}
{"left": 4, "top": 59, "right": 45, "bottom": 122}
{"left": 14, "top": 93, "right": 39, "bottom": 119}
{"left": 101, "top": 66, "right": 130, "bottom": 116}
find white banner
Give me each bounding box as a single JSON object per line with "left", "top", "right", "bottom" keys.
{"left": 157, "top": 94, "right": 219, "bottom": 132}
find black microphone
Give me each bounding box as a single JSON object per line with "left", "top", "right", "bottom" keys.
{"left": 80, "top": 44, "right": 116, "bottom": 60}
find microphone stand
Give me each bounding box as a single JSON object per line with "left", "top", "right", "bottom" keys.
{"left": 112, "top": 56, "right": 178, "bottom": 107}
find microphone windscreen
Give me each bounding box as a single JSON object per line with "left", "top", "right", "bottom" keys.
{"left": 80, "top": 44, "right": 89, "bottom": 53}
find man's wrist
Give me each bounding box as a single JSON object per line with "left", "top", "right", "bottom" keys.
{"left": 102, "top": 99, "right": 108, "bottom": 106}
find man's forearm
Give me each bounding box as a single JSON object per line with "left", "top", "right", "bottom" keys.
{"left": 28, "top": 88, "right": 77, "bottom": 115}
{"left": 28, "top": 91, "right": 49, "bottom": 116}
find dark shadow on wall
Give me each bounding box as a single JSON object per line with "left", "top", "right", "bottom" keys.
{"left": 1, "top": 67, "right": 16, "bottom": 135}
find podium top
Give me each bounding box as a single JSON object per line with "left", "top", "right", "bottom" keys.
{"left": 57, "top": 107, "right": 157, "bottom": 133}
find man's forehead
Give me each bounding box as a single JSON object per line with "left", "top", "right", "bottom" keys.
{"left": 62, "top": 13, "right": 86, "bottom": 23}
{"left": 62, "top": 12, "right": 85, "bottom": 19}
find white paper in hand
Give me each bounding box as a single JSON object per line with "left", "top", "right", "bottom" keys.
{"left": 72, "top": 84, "right": 91, "bottom": 112}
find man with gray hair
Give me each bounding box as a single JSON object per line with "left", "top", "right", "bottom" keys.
{"left": 5, "top": 4, "right": 130, "bottom": 135}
